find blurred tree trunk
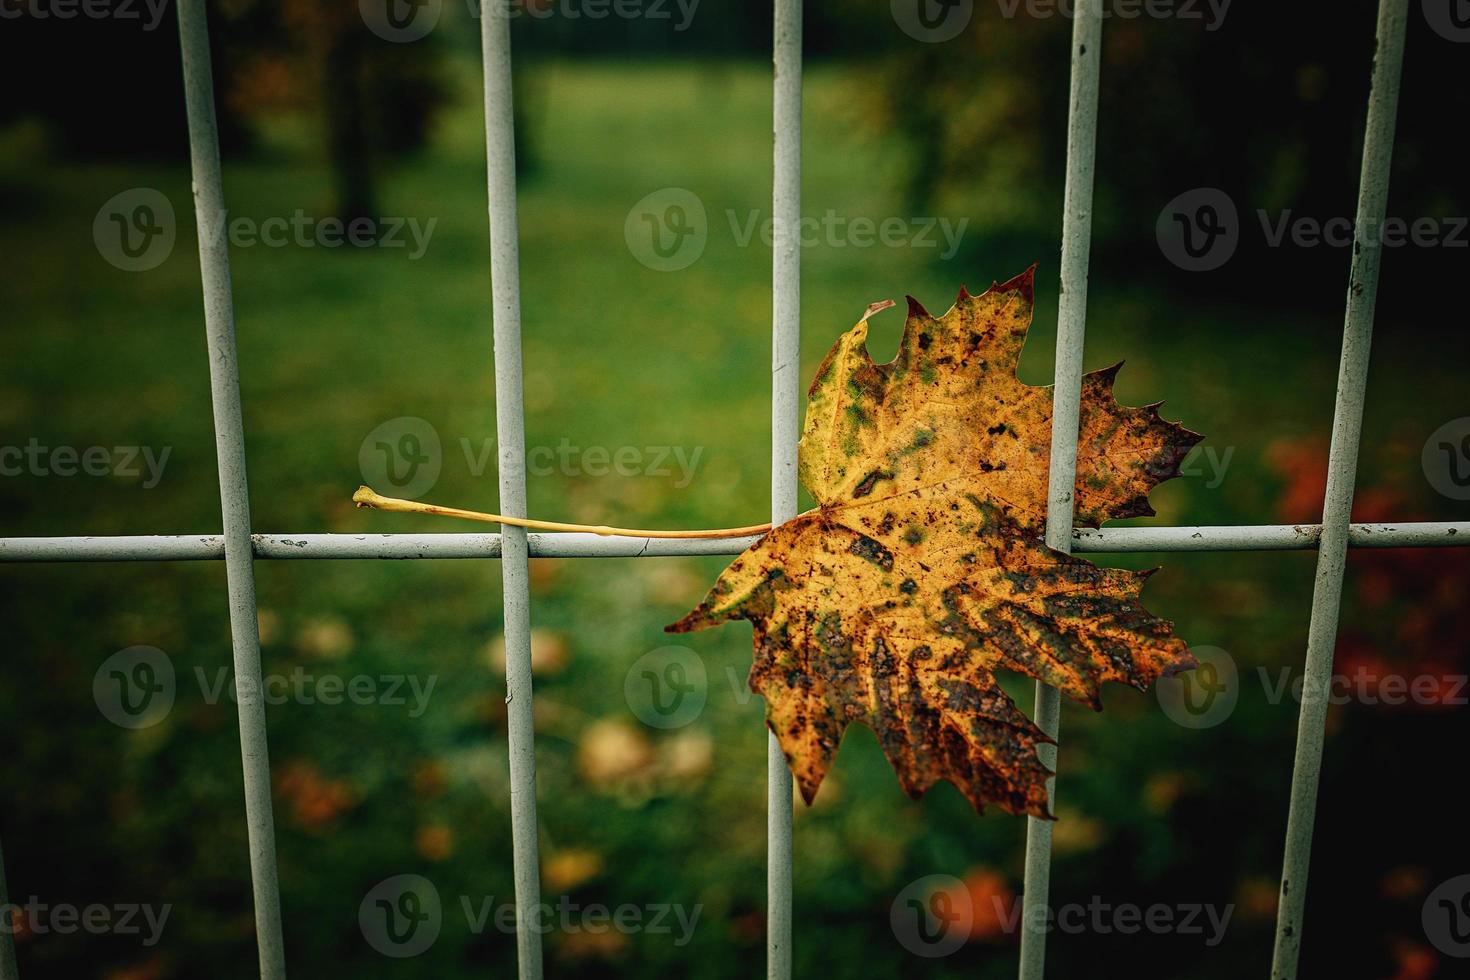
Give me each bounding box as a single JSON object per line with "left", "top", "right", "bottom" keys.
{"left": 322, "top": 23, "right": 376, "bottom": 227}
{"left": 288, "top": 1, "right": 378, "bottom": 229}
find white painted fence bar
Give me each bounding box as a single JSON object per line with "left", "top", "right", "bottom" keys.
{"left": 477, "top": 4, "right": 544, "bottom": 977}
{"left": 1270, "top": 1, "right": 1410, "bottom": 976}
{"left": 1074, "top": 521, "right": 1470, "bottom": 552}
{"left": 768, "top": 0, "right": 802, "bottom": 975}
{"left": 1, "top": 522, "right": 1465, "bottom": 564}
{"left": 1020, "top": 3, "right": 1104, "bottom": 977}
{"left": 176, "top": 2, "right": 287, "bottom": 976}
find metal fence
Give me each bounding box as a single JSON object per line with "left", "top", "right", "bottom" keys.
{"left": 0, "top": 0, "right": 1458, "bottom": 977}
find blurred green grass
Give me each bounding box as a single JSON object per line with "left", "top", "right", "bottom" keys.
{"left": 1, "top": 52, "right": 1467, "bottom": 979}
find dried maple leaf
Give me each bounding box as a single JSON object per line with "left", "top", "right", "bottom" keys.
{"left": 668, "top": 267, "right": 1202, "bottom": 817}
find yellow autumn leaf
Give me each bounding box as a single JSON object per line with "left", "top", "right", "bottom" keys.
{"left": 669, "top": 267, "right": 1200, "bottom": 817}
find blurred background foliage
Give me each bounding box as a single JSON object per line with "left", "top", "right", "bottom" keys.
{"left": 1, "top": 1, "right": 1467, "bottom": 978}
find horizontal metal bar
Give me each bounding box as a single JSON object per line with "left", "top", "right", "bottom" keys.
{"left": 0, "top": 523, "right": 1465, "bottom": 564}
{"left": 0, "top": 535, "right": 231, "bottom": 562}
{"left": 0, "top": 533, "right": 763, "bottom": 562}
{"left": 1072, "top": 521, "right": 1468, "bottom": 552}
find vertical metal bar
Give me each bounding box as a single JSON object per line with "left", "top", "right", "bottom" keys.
{"left": 769, "top": 0, "right": 801, "bottom": 976}
{"left": 477, "top": 6, "right": 544, "bottom": 978}
{"left": 1270, "top": 1, "right": 1409, "bottom": 975}
{"left": 176, "top": 3, "right": 287, "bottom": 976}
{"left": 1019, "top": 4, "right": 1103, "bottom": 978}
{"left": 0, "top": 832, "right": 18, "bottom": 980}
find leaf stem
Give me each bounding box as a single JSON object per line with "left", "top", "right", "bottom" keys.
{"left": 352, "top": 486, "right": 774, "bottom": 539}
